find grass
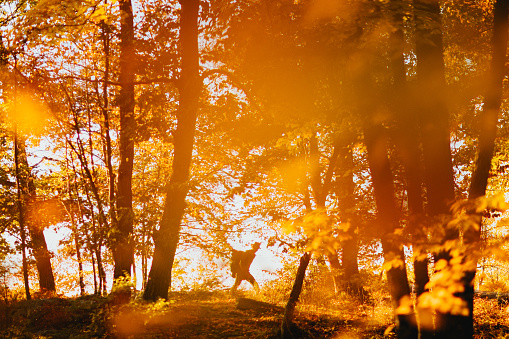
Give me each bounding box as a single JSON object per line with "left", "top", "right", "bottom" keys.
{"left": 1, "top": 289, "right": 508, "bottom": 338}
{"left": 0, "top": 289, "right": 391, "bottom": 338}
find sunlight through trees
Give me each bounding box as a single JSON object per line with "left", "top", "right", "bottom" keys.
{"left": 1, "top": 0, "right": 509, "bottom": 338}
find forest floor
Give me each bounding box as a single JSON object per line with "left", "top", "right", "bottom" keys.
{"left": 0, "top": 290, "right": 390, "bottom": 338}
{"left": 1, "top": 290, "right": 509, "bottom": 338}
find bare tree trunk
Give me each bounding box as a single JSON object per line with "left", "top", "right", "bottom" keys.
{"left": 72, "top": 151, "right": 98, "bottom": 295}
{"left": 96, "top": 18, "right": 121, "bottom": 284}
{"left": 96, "top": 246, "right": 107, "bottom": 295}
{"left": 101, "top": 19, "right": 117, "bottom": 230}
{"left": 281, "top": 252, "right": 311, "bottom": 339}
{"left": 143, "top": 0, "right": 201, "bottom": 301}
{"left": 327, "top": 252, "right": 342, "bottom": 294}
{"left": 65, "top": 147, "right": 85, "bottom": 295}
{"left": 413, "top": 1, "right": 458, "bottom": 337}
{"left": 66, "top": 103, "right": 110, "bottom": 295}
{"left": 364, "top": 122, "right": 417, "bottom": 339}
{"left": 14, "top": 127, "right": 30, "bottom": 300}
{"left": 388, "top": 2, "right": 431, "bottom": 336}
{"left": 141, "top": 223, "right": 149, "bottom": 289}
{"left": 91, "top": 248, "right": 98, "bottom": 295}
{"left": 83, "top": 181, "right": 106, "bottom": 295}
{"left": 309, "top": 135, "right": 360, "bottom": 297}
{"left": 113, "top": 0, "right": 136, "bottom": 281}
{"left": 66, "top": 199, "right": 85, "bottom": 296}
{"left": 66, "top": 124, "right": 109, "bottom": 235}
{"left": 336, "top": 142, "right": 363, "bottom": 298}
{"left": 461, "top": 0, "right": 509, "bottom": 337}
{"left": 74, "top": 224, "right": 85, "bottom": 296}
{"left": 16, "top": 136, "right": 56, "bottom": 293}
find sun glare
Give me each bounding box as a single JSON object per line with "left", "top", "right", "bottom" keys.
{"left": 5, "top": 91, "right": 51, "bottom": 135}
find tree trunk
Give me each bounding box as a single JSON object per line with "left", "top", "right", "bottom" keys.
{"left": 98, "top": 18, "right": 117, "bottom": 229}
{"left": 281, "top": 252, "right": 311, "bottom": 339}
{"left": 91, "top": 248, "right": 98, "bottom": 295}
{"left": 16, "top": 137, "right": 56, "bottom": 293}
{"left": 336, "top": 142, "right": 363, "bottom": 298}
{"left": 96, "top": 246, "right": 107, "bottom": 295}
{"left": 461, "top": 0, "right": 509, "bottom": 337}
{"left": 66, "top": 198, "right": 85, "bottom": 296}
{"left": 67, "top": 127, "right": 109, "bottom": 237}
{"left": 413, "top": 0, "right": 456, "bottom": 218}
{"left": 14, "top": 128, "right": 30, "bottom": 300}
{"left": 388, "top": 2, "right": 431, "bottom": 336}
{"left": 143, "top": 0, "right": 200, "bottom": 301}
{"left": 309, "top": 135, "right": 360, "bottom": 297}
{"left": 72, "top": 154, "right": 98, "bottom": 295}
{"left": 468, "top": 0, "right": 508, "bottom": 200}
{"left": 364, "top": 122, "right": 417, "bottom": 339}
{"left": 74, "top": 222, "right": 85, "bottom": 296}
{"left": 66, "top": 149, "right": 85, "bottom": 295}
{"left": 98, "top": 15, "right": 123, "bottom": 280}
{"left": 68, "top": 113, "right": 111, "bottom": 294}
{"left": 412, "top": 1, "right": 458, "bottom": 337}
{"left": 141, "top": 223, "right": 150, "bottom": 289}
{"left": 327, "top": 252, "right": 342, "bottom": 294}
{"left": 83, "top": 185, "right": 107, "bottom": 295}
{"left": 113, "top": 0, "right": 136, "bottom": 281}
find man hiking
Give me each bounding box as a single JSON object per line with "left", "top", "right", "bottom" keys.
{"left": 230, "top": 242, "right": 261, "bottom": 293}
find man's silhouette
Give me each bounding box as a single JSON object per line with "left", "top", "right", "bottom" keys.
{"left": 230, "top": 242, "right": 261, "bottom": 292}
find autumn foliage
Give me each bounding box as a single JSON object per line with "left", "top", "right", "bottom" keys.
{"left": 1, "top": 0, "right": 509, "bottom": 338}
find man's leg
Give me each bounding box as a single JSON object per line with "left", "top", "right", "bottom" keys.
{"left": 245, "top": 273, "right": 259, "bottom": 292}
{"left": 231, "top": 275, "right": 243, "bottom": 293}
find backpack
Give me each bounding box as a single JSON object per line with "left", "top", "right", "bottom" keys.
{"left": 230, "top": 249, "right": 242, "bottom": 278}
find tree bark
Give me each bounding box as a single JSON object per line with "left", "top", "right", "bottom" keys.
{"left": 364, "top": 122, "right": 417, "bottom": 339}
{"left": 143, "top": 0, "right": 201, "bottom": 301}
{"left": 461, "top": 1, "right": 509, "bottom": 337}
{"left": 413, "top": 0, "right": 458, "bottom": 337}
{"left": 67, "top": 194, "right": 85, "bottom": 296}
{"left": 281, "top": 252, "right": 311, "bottom": 339}
{"left": 65, "top": 148, "right": 85, "bottom": 296}
{"left": 468, "top": 0, "right": 509, "bottom": 200}
{"left": 336, "top": 143, "right": 361, "bottom": 289}
{"left": 113, "top": 0, "right": 136, "bottom": 281}
{"left": 70, "top": 151, "right": 98, "bottom": 295}
{"left": 96, "top": 18, "right": 117, "bottom": 235}
{"left": 83, "top": 178, "right": 107, "bottom": 295}
{"left": 326, "top": 252, "right": 342, "bottom": 294}
{"left": 16, "top": 137, "right": 56, "bottom": 293}
{"left": 413, "top": 0, "right": 456, "bottom": 218}
{"left": 14, "top": 128, "right": 30, "bottom": 300}
{"left": 388, "top": 2, "right": 431, "bottom": 336}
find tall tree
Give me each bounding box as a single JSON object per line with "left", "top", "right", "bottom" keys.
{"left": 334, "top": 140, "right": 363, "bottom": 297}
{"left": 14, "top": 129, "right": 31, "bottom": 300}
{"left": 388, "top": 1, "right": 431, "bottom": 335}
{"left": 281, "top": 251, "right": 311, "bottom": 339}
{"left": 364, "top": 120, "right": 416, "bottom": 339}
{"left": 461, "top": 0, "right": 509, "bottom": 336}
{"left": 144, "top": 0, "right": 201, "bottom": 301}
{"left": 113, "top": 0, "right": 136, "bottom": 281}
{"left": 412, "top": 0, "right": 458, "bottom": 337}
{"left": 16, "top": 136, "right": 56, "bottom": 293}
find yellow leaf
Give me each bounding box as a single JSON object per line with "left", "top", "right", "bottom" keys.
{"left": 447, "top": 283, "right": 465, "bottom": 294}
{"left": 396, "top": 295, "right": 414, "bottom": 315}
{"left": 435, "top": 259, "right": 448, "bottom": 271}
{"left": 475, "top": 199, "right": 488, "bottom": 213}
{"left": 310, "top": 237, "right": 321, "bottom": 250}
{"left": 384, "top": 324, "right": 396, "bottom": 336}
